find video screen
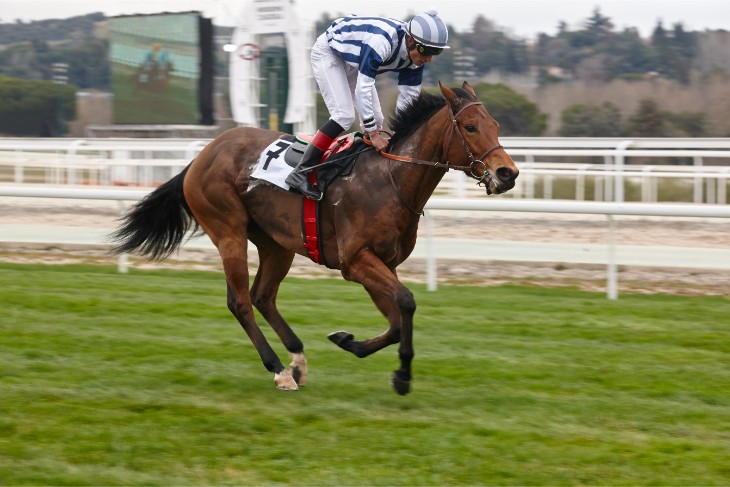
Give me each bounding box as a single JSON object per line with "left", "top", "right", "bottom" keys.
{"left": 110, "top": 12, "right": 204, "bottom": 124}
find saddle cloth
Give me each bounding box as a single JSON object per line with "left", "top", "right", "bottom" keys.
{"left": 250, "top": 133, "right": 361, "bottom": 191}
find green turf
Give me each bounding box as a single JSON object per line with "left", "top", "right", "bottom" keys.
{"left": 0, "top": 263, "right": 728, "bottom": 485}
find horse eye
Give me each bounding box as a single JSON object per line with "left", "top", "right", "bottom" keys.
{"left": 465, "top": 124, "right": 477, "bottom": 133}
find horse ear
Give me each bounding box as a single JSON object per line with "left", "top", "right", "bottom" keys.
{"left": 438, "top": 81, "right": 459, "bottom": 105}
{"left": 462, "top": 81, "right": 477, "bottom": 98}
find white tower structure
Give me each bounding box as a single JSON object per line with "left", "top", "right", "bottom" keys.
{"left": 229, "top": 0, "right": 316, "bottom": 134}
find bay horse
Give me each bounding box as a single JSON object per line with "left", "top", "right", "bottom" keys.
{"left": 111, "top": 81, "right": 519, "bottom": 395}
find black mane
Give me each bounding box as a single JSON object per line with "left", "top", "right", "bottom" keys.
{"left": 388, "top": 87, "right": 476, "bottom": 147}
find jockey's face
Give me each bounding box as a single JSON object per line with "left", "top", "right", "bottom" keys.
{"left": 406, "top": 36, "right": 437, "bottom": 66}
{"left": 409, "top": 48, "right": 433, "bottom": 66}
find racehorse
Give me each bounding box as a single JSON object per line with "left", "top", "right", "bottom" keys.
{"left": 111, "top": 81, "right": 519, "bottom": 395}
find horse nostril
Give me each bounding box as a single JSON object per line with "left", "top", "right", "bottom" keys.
{"left": 496, "top": 167, "right": 516, "bottom": 182}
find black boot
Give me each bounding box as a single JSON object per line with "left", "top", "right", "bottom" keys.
{"left": 285, "top": 119, "right": 345, "bottom": 200}
{"left": 285, "top": 142, "right": 325, "bottom": 200}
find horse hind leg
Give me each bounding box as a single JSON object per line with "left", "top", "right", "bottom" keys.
{"left": 249, "top": 234, "right": 309, "bottom": 385}
{"left": 221, "top": 244, "right": 298, "bottom": 391}
{"left": 183, "top": 151, "right": 298, "bottom": 390}
{"left": 186, "top": 196, "right": 297, "bottom": 390}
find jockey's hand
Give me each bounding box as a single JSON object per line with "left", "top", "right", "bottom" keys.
{"left": 367, "top": 131, "right": 389, "bottom": 152}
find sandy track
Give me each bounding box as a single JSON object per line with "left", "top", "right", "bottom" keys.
{"left": 1, "top": 197, "right": 729, "bottom": 297}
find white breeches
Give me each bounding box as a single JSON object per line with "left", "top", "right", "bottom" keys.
{"left": 310, "top": 34, "right": 384, "bottom": 132}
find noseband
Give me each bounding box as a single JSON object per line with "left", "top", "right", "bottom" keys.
{"left": 375, "top": 100, "right": 503, "bottom": 192}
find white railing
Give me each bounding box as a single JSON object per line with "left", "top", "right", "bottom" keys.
{"left": 422, "top": 198, "right": 730, "bottom": 298}
{"left": 0, "top": 138, "right": 206, "bottom": 187}
{"left": 1, "top": 184, "right": 729, "bottom": 300}
{"left": 2, "top": 137, "right": 729, "bottom": 204}
{"left": 455, "top": 137, "right": 730, "bottom": 204}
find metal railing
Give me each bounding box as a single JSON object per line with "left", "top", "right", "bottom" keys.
{"left": 1, "top": 184, "right": 728, "bottom": 300}
{"left": 2, "top": 137, "right": 730, "bottom": 204}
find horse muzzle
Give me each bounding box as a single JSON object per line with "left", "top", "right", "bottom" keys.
{"left": 480, "top": 165, "right": 519, "bottom": 195}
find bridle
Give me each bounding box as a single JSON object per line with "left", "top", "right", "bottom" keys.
{"left": 368, "top": 100, "right": 503, "bottom": 192}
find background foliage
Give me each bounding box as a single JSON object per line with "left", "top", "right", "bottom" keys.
{"left": 0, "top": 9, "right": 711, "bottom": 90}
{"left": 1, "top": 9, "right": 728, "bottom": 137}
{"left": 0, "top": 75, "right": 76, "bottom": 136}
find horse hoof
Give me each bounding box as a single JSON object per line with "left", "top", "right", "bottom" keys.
{"left": 290, "top": 353, "right": 308, "bottom": 386}
{"left": 391, "top": 371, "right": 411, "bottom": 395}
{"left": 274, "top": 370, "right": 299, "bottom": 391}
{"left": 328, "top": 331, "right": 354, "bottom": 348}
{"left": 291, "top": 367, "right": 306, "bottom": 386}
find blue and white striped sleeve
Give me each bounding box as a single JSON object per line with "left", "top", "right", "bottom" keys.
{"left": 395, "top": 67, "right": 424, "bottom": 113}
{"left": 355, "top": 36, "right": 392, "bottom": 132}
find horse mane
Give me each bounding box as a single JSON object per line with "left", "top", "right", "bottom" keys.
{"left": 388, "top": 87, "right": 477, "bottom": 147}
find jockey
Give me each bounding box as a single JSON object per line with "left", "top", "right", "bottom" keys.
{"left": 285, "top": 9, "right": 450, "bottom": 200}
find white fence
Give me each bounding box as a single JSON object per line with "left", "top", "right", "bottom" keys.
{"left": 1, "top": 185, "right": 729, "bottom": 300}
{"left": 2, "top": 137, "right": 730, "bottom": 204}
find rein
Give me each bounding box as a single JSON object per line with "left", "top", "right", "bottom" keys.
{"left": 365, "top": 100, "right": 503, "bottom": 189}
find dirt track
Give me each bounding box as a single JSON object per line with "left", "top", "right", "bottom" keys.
{"left": 1, "top": 197, "right": 729, "bottom": 297}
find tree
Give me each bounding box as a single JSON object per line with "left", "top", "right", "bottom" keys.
{"left": 609, "top": 28, "right": 656, "bottom": 78}
{"left": 463, "top": 15, "right": 529, "bottom": 76}
{"left": 665, "top": 111, "right": 707, "bottom": 137}
{"left": 585, "top": 8, "right": 614, "bottom": 37}
{"left": 471, "top": 83, "right": 547, "bottom": 136}
{"left": 625, "top": 99, "right": 666, "bottom": 136}
{"left": 667, "top": 23, "right": 696, "bottom": 83}
{"left": 559, "top": 102, "right": 623, "bottom": 136}
{"left": 650, "top": 21, "right": 677, "bottom": 80}
{"left": 0, "top": 75, "right": 76, "bottom": 136}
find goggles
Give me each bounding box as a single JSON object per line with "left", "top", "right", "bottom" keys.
{"left": 415, "top": 43, "right": 443, "bottom": 57}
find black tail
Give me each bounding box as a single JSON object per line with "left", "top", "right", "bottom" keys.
{"left": 110, "top": 165, "right": 200, "bottom": 261}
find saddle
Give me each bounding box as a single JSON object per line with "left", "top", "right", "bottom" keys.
{"left": 284, "top": 132, "right": 364, "bottom": 193}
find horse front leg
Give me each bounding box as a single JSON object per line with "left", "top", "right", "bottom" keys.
{"left": 331, "top": 249, "right": 416, "bottom": 395}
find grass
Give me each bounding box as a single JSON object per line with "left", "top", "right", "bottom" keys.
{"left": 0, "top": 262, "right": 728, "bottom": 485}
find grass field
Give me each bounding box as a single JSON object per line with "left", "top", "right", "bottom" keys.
{"left": 1, "top": 263, "right": 728, "bottom": 485}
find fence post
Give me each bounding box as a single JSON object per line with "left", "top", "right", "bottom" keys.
{"left": 706, "top": 174, "right": 716, "bottom": 204}
{"left": 66, "top": 139, "right": 87, "bottom": 185}
{"left": 524, "top": 155, "right": 535, "bottom": 199}
{"left": 641, "top": 166, "right": 652, "bottom": 203}
{"left": 594, "top": 175, "right": 602, "bottom": 201}
{"left": 543, "top": 174, "right": 553, "bottom": 199}
{"left": 613, "top": 140, "right": 633, "bottom": 203}
{"left": 606, "top": 214, "right": 618, "bottom": 300}
{"left": 576, "top": 165, "right": 587, "bottom": 201}
{"left": 694, "top": 156, "right": 704, "bottom": 203}
{"left": 118, "top": 253, "right": 129, "bottom": 274}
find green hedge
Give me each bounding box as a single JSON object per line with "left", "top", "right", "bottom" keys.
{"left": 0, "top": 75, "right": 76, "bottom": 136}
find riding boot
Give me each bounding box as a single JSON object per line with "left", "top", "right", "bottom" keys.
{"left": 285, "top": 119, "right": 344, "bottom": 200}
{"left": 285, "top": 143, "right": 326, "bottom": 200}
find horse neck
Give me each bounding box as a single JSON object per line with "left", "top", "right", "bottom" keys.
{"left": 390, "top": 108, "right": 452, "bottom": 212}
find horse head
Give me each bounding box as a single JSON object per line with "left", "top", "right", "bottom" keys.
{"left": 438, "top": 81, "right": 519, "bottom": 195}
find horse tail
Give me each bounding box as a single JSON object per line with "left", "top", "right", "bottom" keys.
{"left": 110, "top": 165, "right": 200, "bottom": 261}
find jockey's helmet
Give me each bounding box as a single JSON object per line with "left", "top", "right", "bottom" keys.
{"left": 405, "top": 9, "right": 450, "bottom": 51}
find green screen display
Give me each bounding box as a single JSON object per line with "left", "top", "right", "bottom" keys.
{"left": 110, "top": 13, "right": 200, "bottom": 124}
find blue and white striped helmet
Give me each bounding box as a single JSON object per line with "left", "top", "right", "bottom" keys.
{"left": 405, "top": 9, "right": 450, "bottom": 49}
